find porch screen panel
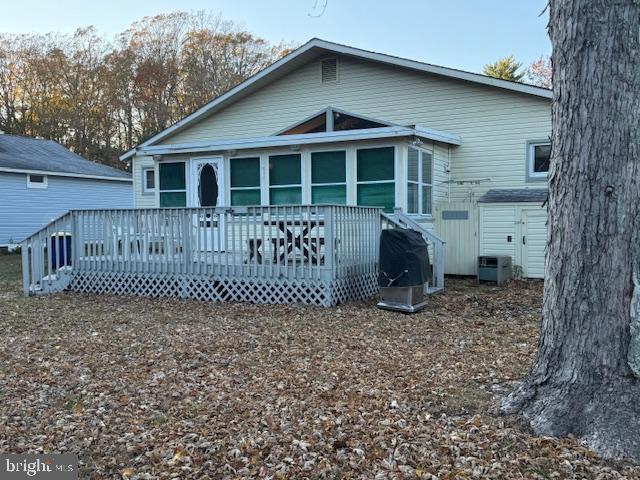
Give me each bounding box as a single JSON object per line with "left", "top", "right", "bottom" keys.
{"left": 230, "top": 157, "right": 261, "bottom": 206}
{"left": 407, "top": 147, "right": 419, "bottom": 214}
{"left": 269, "top": 154, "right": 302, "bottom": 204}
{"left": 406, "top": 146, "right": 433, "bottom": 215}
{"left": 356, "top": 146, "right": 395, "bottom": 212}
{"left": 159, "top": 162, "right": 187, "bottom": 207}
{"left": 311, "top": 150, "right": 346, "bottom": 204}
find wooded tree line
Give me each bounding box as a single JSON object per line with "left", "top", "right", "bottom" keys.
{"left": 0, "top": 12, "right": 290, "bottom": 168}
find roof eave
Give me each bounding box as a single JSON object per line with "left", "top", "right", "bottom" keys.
{"left": 0, "top": 166, "right": 132, "bottom": 182}
{"left": 138, "top": 126, "right": 461, "bottom": 157}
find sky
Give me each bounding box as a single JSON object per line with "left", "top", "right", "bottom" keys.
{"left": 0, "top": 0, "right": 551, "bottom": 73}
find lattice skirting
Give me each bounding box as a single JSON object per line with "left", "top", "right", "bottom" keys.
{"left": 329, "top": 273, "right": 379, "bottom": 305}
{"left": 68, "top": 271, "right": 378, "bottom": 307}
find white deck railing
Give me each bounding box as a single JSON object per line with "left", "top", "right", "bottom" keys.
{"left": 21, "top": 205, "right": 383, "bottom": 304}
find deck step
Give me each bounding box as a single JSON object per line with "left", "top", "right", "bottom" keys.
{"left": 34, "top": 267, "right": 73, "bottom": 295}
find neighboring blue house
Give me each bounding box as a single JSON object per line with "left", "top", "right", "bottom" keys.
{"left": 0, "top": 133, "right": 133, "bottom": 247}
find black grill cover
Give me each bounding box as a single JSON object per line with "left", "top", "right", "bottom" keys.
{"left": 378, "top": 229, "right": 431, "bottom": 287}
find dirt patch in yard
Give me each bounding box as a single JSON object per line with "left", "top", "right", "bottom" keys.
{"left": 0, "top": 254, "right": 638, "bottom": 479}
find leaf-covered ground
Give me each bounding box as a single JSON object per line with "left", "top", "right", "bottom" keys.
{"left": 0, "top": 253, "right": 638, "bottom": 479}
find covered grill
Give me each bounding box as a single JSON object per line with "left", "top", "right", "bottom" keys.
{"left": 377, "top": 228, "right": 431, "bottom": 313}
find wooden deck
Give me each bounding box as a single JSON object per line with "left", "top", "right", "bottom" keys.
{"left": 21, "top": 205, "right": 444, "bottom": 306}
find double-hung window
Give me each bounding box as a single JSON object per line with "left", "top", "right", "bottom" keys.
{"left": 528, "top": 141, "right": 551, "bottom": 179}
{"left": 230, "top": 157, "right": 261, "bottom": 206}
{"left": 407, "top": 146, "right": 433, "bottom": 215}
{"left": 269, "top": 154, "right": 302, "bottom": 204}
{"left": 356, "top": 146, "right": 395, "bottom": 212}
{"left": 311, "top": 150, "right": 346, "bottom": 204}
{"left": 159, "top": 161, "right": 186, "bottom": 207}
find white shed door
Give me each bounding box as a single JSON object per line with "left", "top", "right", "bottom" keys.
{"left": 523, "top": 209, "right": 547, "bottom": 279}
{"left": 479, "top": 206, "right": 517, "bottom": 258}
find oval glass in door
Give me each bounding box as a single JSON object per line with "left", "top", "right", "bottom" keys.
{"left": 198, "top": 163, "right": 219, "bottom": 207}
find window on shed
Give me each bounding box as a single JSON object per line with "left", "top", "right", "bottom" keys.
{"left": 356, "top": 146, "right": 395, "bottom": 212}
{"left": 230, "top": 157, "right": 261, "bottom": 206}
{"left": 311, "top": 150, "right": 346, "bottom": 204}
{"left": 407, "top": 146, "right": 433, "bottom": 215}
{"left": 159, "top": 162, "right": 186, "bottom": 207}
{"left": 269, "top": 154, "right": 302, "bottom": 204}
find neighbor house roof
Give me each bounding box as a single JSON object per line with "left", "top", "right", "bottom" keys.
{"left": 478, "top": 188, "right": 548, "bottom": 203}
{"left": 0, "top": 134, "right": 131, "bottom": 182}
{"left": 120, "top": 38, "right": 552, "bottom": 161}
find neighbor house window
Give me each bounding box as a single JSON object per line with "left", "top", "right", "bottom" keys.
{"left": 356, "top": 146, "right": 395, "bottom": 212}
{"left": 311, "top": 150, "right": 346, "bottom": 204}
{"left": 407, "top": 146, "right": 433, "bottom": 215}
{"left": 159, "top": 161, "right": 186, "bottom": 207}
{"left": 142, "top": 167, "right": 155, "bottom": 193}
{"left": 528, "top": 141, "right": 551, "bottom": 179}
{"left": 269, "top": 154, "right": 301, "bottom": 204}
{"left": 230, "top": 157, "right": 261, "bottom": 206}
{"left": 27, "top": 174, "right": 47, "bottom": 189}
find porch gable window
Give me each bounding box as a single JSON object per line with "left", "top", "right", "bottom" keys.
{"left": 230, "top": 157, "right": 261, "bottom": 206}
{"left": 159, "top": 161, "right": 186, "bottom": 207}
{"left": 269, "top": 153, "right": 302, "bottom": 204}
{"left": 356, "top": 146, "right": 395, "bottom": 213}
{"left": 407, "top": 146, "right": 433, "bottom": 215}
{"left": 311, "top": 150, "right": 346, "bottom": 204}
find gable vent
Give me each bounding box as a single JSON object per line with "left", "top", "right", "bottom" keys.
{"left": 321, "top": 58, "right": 338, "bottom": 83}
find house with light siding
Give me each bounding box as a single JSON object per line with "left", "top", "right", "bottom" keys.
{"left": 0, "top": 134, "right": 133, "bottom": 247}
{"left": 120, "top": 38, "right": 551, "bottom": 278}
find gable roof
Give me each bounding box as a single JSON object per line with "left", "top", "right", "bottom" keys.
{"left": 120, "top": 38, "right": 552, "bottom": 161}
{"left": 0, "top": 134, "right": 131, "bottom": 181}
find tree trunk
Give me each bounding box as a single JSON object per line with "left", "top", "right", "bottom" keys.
{"left": 503, "top": 0, "right": 640, "bottom": 460}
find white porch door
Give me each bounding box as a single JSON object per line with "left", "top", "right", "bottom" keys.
{"left": 190, "top": 157, "right": 225, "bottom": 251}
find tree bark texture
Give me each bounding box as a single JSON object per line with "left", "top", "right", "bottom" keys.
{"left": 503, "top": 0, "right": 640, "bottom": 459}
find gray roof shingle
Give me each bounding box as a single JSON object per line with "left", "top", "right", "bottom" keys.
{"left": 478, "top": 188, "right": 548, "bottom": 203}
{"left": 0, "top": 134, "right": 131, "bottom": 180}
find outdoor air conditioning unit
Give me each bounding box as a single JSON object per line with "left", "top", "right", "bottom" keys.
{"left": 477, "top": 255, "right": 512, "bottom": 286}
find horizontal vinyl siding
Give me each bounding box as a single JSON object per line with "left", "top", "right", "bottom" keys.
{"left": 133, "top": 155, "right": 156, "bottom": 208}
{"left": 0, "top": 172, "right": 133, "bottom": 245}
{"left": 158, "top": 55, "right": 550, "bottom": 203}
{"left": 433, "top": 144, "right": 450, "bottom": 204}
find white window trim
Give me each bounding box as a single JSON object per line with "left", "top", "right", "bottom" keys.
{"left": 310, "top": 149, "right": 348, "bottom": 205}
{"left": 406, "top": 146, "right": 434, "bottom": 217}
{"left": 142, "top": 167, "right": 155, "bottom": 194}
{"left": 268, "top": 153, "right": 303, "bottom": 204}
{"left": 527, "top": 140, "right": 551, "bottom": 181}
{"left": 229, "top": 156, "right": 261, "bottom": 206}
{"left": 355, "top": 145, "right": 396, "bottom": 212}
{"left": 157, "top": 159, "right": 187, "bottom": 207}
{"left": 27, "top": 174, "right": 48, "bottom": 189}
